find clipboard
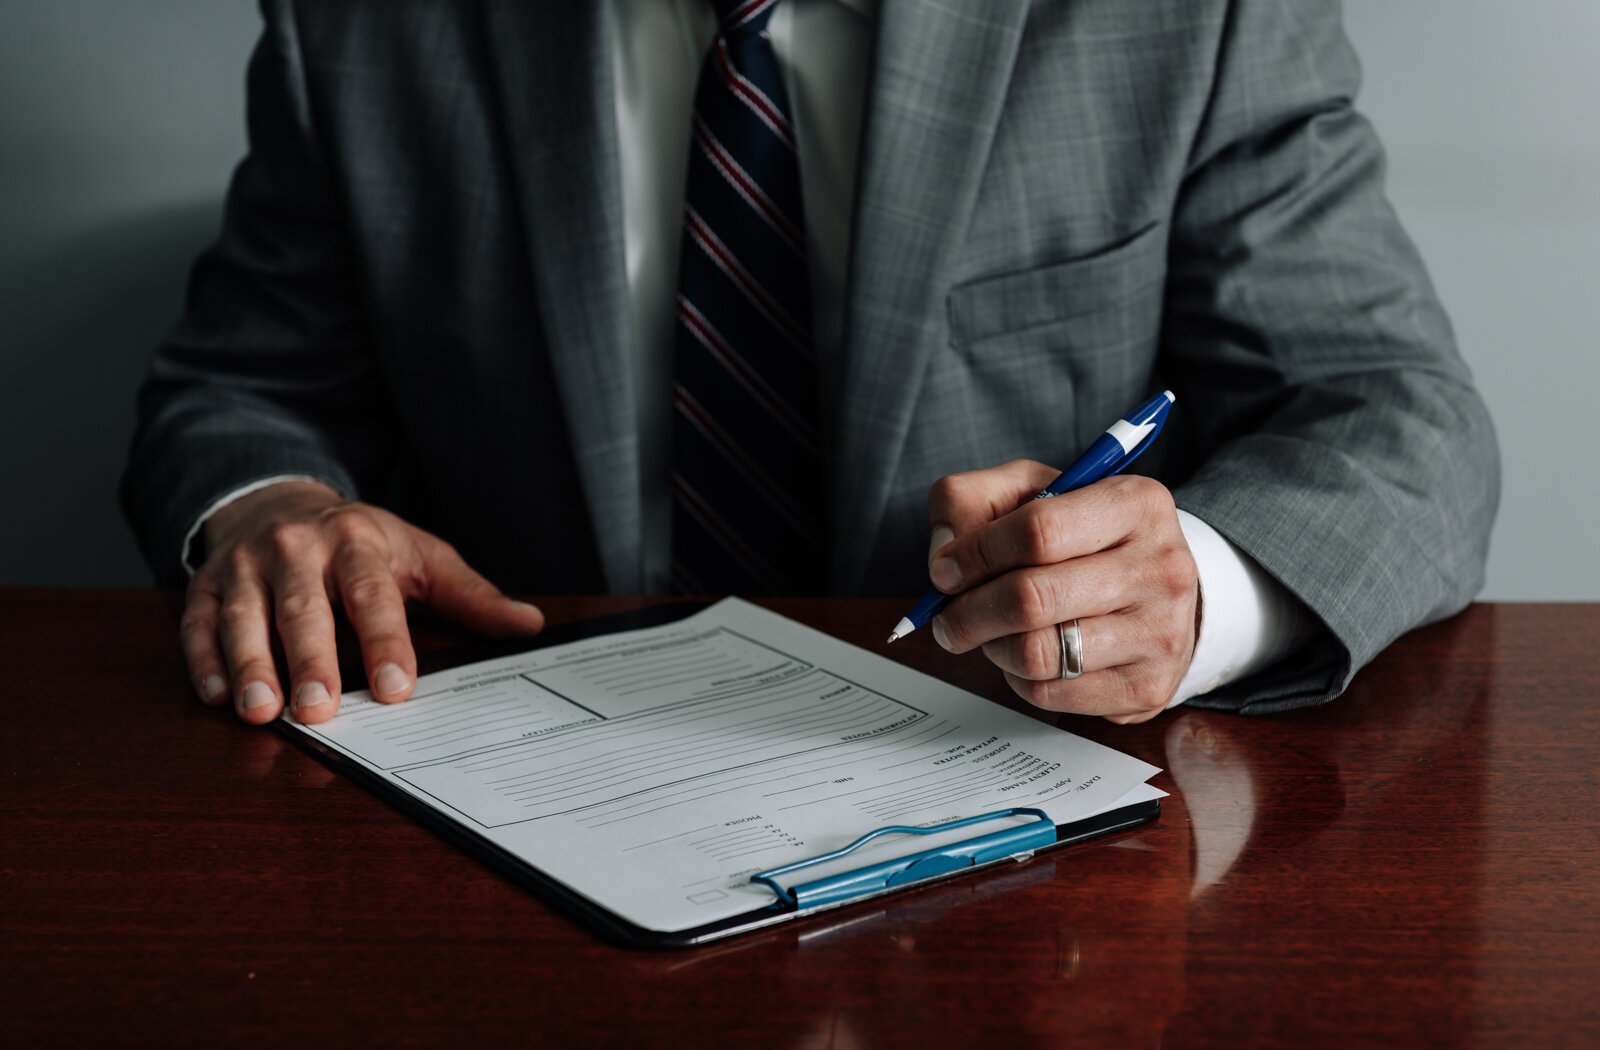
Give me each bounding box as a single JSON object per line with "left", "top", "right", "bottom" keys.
{"left": 279, "top": 602, "right": 1161, "bottom": 949}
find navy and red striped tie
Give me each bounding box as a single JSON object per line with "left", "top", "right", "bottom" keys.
{"left": 670, "top": 0, "right": 826, "bottom": 596}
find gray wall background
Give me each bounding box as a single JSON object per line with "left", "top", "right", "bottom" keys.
{"left": 1, "top": 2, "right": 1595, "bottom": 597}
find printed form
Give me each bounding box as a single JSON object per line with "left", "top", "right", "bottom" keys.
{"left": 289, "top": 599, "right": 1162, "bottom": 933}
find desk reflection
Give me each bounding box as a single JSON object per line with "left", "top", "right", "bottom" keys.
{"left": 1164, "top": 611, "right": 1493, "bottom": 1045}
{"left": 620, "top": 615, "right": 1493, "bottom": 1047}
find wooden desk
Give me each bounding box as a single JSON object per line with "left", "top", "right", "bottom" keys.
{"left": 1, "top": 592, "right": 1596, "bottom": 1047}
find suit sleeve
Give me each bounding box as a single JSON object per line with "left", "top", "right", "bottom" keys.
{"left": 120, "top": 0, "right": 395, "bottom": 586}
{"left": 1162, "top": 0, "right": 1500, "bottom": 713}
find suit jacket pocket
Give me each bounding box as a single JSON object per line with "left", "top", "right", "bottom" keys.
{"left": 946, "top": 221, "right": 1166, "bottom": 354}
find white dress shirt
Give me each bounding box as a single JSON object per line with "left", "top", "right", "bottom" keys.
{"left": 189, "top": 0, "right": 1310, "bottom": 707}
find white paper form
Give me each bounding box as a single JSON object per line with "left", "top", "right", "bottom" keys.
{"left": 288, "top": 599, "right": 1161, "bottom": 933}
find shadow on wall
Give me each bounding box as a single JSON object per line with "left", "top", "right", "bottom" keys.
{"left": 0, "top": 199, "right": 222, "bottom": 587}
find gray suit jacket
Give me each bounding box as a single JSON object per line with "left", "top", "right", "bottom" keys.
{"left": 122, "top": 0, "right": 1500, "bottom": 713}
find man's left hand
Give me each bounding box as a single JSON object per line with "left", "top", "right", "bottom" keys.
{"left": 925, "top": 460, "right": 1200, "bottom": 725}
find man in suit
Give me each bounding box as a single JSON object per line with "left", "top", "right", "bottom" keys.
{"left": 122, "top": 1, "right": 1499, "bottom": 729}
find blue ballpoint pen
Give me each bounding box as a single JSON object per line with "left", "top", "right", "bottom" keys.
{"left": 885, "top": 389, "right": 1177, "bottom": 644}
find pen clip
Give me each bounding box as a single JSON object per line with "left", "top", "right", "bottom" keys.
{"left": 1107, "top": 413, "right": 1168, "bottom": 477}
{"left": 750, "top": 808, "right": 1056, "bottom": 911}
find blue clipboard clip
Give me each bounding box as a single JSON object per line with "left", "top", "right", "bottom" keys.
{"left": 749, "top": 807, "right": 1057, "bottom": 910}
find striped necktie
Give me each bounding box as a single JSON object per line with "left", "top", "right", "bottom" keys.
{"left": 670, "top": 0, "right": 826, "bottom": 596}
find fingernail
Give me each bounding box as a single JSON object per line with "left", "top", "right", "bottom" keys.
{"left": 928, "top": 525, "right": 955, "bottom": 561}
{"left": 293, "top": 682, "right": 331, "bottom": 712}
{"left": 931, "top": 617, "right": 954, "bottom": 652}
{"left": 930, "top": 557, "right": 962, "bottom": 593}
{"left": 374, "top": 663, "right": 409, "bottom": 698}
{"left": 241, "top": 681, "right": 276, "bottom": 711}
{"left": 199, "top": 675, "right": 227, "bottom": 703}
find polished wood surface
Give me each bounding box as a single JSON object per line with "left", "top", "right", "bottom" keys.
{"left": 2, "top": 591, "right": 1597, "bottom": 1047}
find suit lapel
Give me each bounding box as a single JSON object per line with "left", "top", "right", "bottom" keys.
{"left": 831, "top": 0, "right": 1028, "bottom": 591}
{"left": 482, "top": 1, "right": 642, "bottom": 592}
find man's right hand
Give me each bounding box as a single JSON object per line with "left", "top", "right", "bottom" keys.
{"left": 182, "top": 480, "right": 545, "bottom": 726}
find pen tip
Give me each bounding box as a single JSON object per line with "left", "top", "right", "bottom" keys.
{"left": 885, "top": 633, "right": 899, "bottom": 644}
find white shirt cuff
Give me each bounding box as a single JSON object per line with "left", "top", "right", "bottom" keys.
{"left": 1168, "top": 509, "right": 1312, "bottom": 708}
{"left": 179, "top": 474, "right": 332, "bottom": 577}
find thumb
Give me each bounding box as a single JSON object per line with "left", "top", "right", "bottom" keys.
{"left": 420, "top": 539, "right": 546, "bottom": 638}
{"left": 926, "top": 459, "right": 1060, "bottom": 562}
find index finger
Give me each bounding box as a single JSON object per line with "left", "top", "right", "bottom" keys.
{"left": 927, "top": 460, "right": 1060, "bottom": 544}
{"left": 930, "top": 476, "right": 1150, "bottom": 594}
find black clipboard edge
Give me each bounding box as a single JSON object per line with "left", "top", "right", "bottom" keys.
{"left": 275, "top": 602, "right": 1162, "bottom": 949}
{"left": 276, "top": 601, "right": 714, "bottom": 948}
{"left": 282, "top": 722, "right": 674, "bottom": 946}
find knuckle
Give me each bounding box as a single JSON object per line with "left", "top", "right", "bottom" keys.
{"left": 1005, "top": 572, "right": 1055, "bottom": 632}
{"left": 1119, "top": 473, "right": 1160, "bottom": 501}
{"left": 1003, "top": 458, "right": 1042, "bottom": 478}
{"left": 266, "top": 521, "right": 317, "bottom": 561}
{"left": 1122, "top": 664, "right": 1168, "bottom": 711}
{"left": 1155, "top": 545, "right": 1197, "bottom": 599}
{"left": 1101, "top": 473, "right": 1137, "bottom": 499}
{"left": 178, "top": 606, "right": 215, "bottom": 640}
{"left": 186, "top": 566, "right": 220, "bottom": 598}
{"left": 1019, "top": 631, "right": 1058, "bottom": 680}
{"left": 1139, "top": 480, "right": 1176, "bottom": 527}
{"left": 927, "top": 473, "right": 971, "bottom": 517}
{"left": 1097, "top": 667, "right": 1137, "bottom": 711}
{"left": 223, "top": 543, "right": 257, "bottom": 578}
{"left": 277, "top": 589, "right": 326, "bottom": 626}
{"left": 927, "top": 474, "right": 958, "bottom": 506}
{"left": 934, "top": 465, "right": 997, "bottom": 503}
{"left": 1153, "top": 624, "right": 1188, "bottom": 662}
{"left": 343, "top": 573, "right": 396, "bottom": 611}
{"left": 1162, "top": 611, "right": 1191, "bottom": 657}
{"left": 1110, "top": 474, "right": 1159, "bottom": 516}
{"left": 218, "top": 596, "right": 263, "bottom": 631}
{"left": 325, "top": 507, "right": 381, "bottom": 548}
{"left": 1019, "top": 508, "right": 1062, "bottom": 564}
